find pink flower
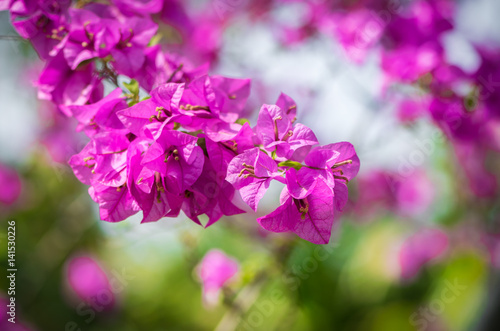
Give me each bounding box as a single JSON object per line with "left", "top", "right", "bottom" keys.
{"left": 0, "top": 163, "right": 22, "bottom": 206}
{"left": 0, "top": 294, "right": 33, "bottom": 330}
{"left": 396, "top": 98, "right": 429, "bottom": 123}
{"left": 258, "top": 178, "right": 335, "bottom": 244}
{"left": 197, "top": 250, "right": 239, "bottom": 306}
{"left": 399, "top": 228, "right": 448, "bottom": 280}
{"left": 355, "top": 169, "right": 434, "bottom": 218}
{"left": 66, "top": 256, "right": 115, "bottom": 310}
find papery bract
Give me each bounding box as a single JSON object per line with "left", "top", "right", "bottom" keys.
{"left": 197, "top": 249, "right": 239, "bottom": 306}
{"left": 0, "top": 163, "right": 22, "bottom": 205}
{"left": 66, "top": 256, "right": 115, "bottom": 310}
{"left": 258, "top": 179, "right": 335, "bottom": 245}
{"left": 398, "top": 229, "right": 448, "bottom": 280}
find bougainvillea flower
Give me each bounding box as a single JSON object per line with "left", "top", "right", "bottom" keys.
{"left": 258, "top": 179, "right": 335, "bottom": 244}
{"left": 89, "top": 181, "right": 140, "bottom": 223}
{"left": 255, "top": 104, "right": 318, "bottom": 161}
{"left": 110, "top": 17, "right": 158, "bottom": 77}
{"left": 117, "top": 82, "right": 184, "bottom": 135}
{"left": 354, "top": 169, "right": 434, "bottom": 218}
{"left": 11, "top": 12, "right": 66, "bottom": 59}
{"left": 184, "top": 158, "right": 244, "bottom": 227}
{"left": 175, "top": 75, "right": 251, "bottom": 131}
{"left": 68, "top": 129, "right": 130, "bottom": 188}
{"left": 396, "top": 98, "right": 429, "bottom": 123}
{"left": 113, "top": 0, "right": 163, "bottom": 16}
{"left": 209, "top": 76, "right": 251, "bottom": 122}
{"left": 321, "top": 9, "right": 383, "bottom": 63}
{"left": 276, "top": 92, "right": 297, "bottom": 123}
{"left": 66, "top": 256, "right": 115, "bottom": 310}
{"left": 196, "top": 249, "right": 239, "bottom": 306}
{"left": 126, "top": 139, "right": 183, "bottom": 223}
{"left": 0, "top": 294, "right": 33, "bottom": 330}
{"left": 301, "top": 142, "right": 360, "bottom": 211}
{"left": 70, "top": 88, "right": 127, "bottom": 136}
{"left": 3, "top": 0, "right": 366, "bottom": 246}
{"left": 398, "top": 229, "right": 448, "bottom": 280}
{"left": 57, "top": 8, "right": 106, "bottom": 69}
{"left": 37, "top": 52, "right": 103, "bottom": 115}
{"left": 226, "top": 147, "right": 284, "bottom": 211}
{"left": 141, "top": 129, "right": 204, "bottom": 194}
{"left": 204, "top": 123, "right": 255, "bottom": 177}
{"left": 0, "top": 163, "right": 22, "bottom": 205}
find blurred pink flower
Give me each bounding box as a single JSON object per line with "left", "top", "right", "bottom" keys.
{"left": 325, "top": 9, "right": 384, "bottom": 63}
{"left": 0, "top": 163, "right": 22, "bottom": 206}
{"left": 0, "top": 295, "right": 34, "bottom": 330}
{"left": 38, "top": 102, "right": 86, "bottom": 164}
{"left": 355, "top": 169, "right": 434, "bottom": 218}
{"left": 197, "top": 249, "right": 239, "bottom": 306}
{"left": 395, "top": 95, "right": 432, "bottom": 123}
{"left": 399, "top": 228, "right": 448, "bottom": 280}
{"left": 395, "top": 170, "right": 435, "bottom": 216}
{"left": 454, "top": 142, "right": 497, "bottom": 198}
{"left": 66, "top": 256, "right": 115, "bottom": 310}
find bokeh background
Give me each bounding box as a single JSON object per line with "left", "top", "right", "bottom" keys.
{"left": 1, "top": 0, "right": 500, "bottom": 330}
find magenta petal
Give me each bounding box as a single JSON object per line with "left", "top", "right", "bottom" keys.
{"left": 0, "top": 163, "right": 22, "bottom": 205}
{"left": 329, "top": 142, "right": 360, "bottom": 180}
{"left": 205, "top": 137, "right": 237, "bottom": 174}
{"left": 256, "top": 104, "right": 291, "bottom": 148}
{"left": 211, "top": 76, "right": 251, "bottom": 117}
{"left": 180, "top": 146, "right": 204, "bottom": 187}
{"left": 399, "top": 229, "right": 448, "bottom": 279}
{"left": 64, "top": 43, "right": 96, "bottom": 70}
{"left": 239, "top": 179, "right": 272, "bottom": 212}
{"left": 141, "top": 186, "right": 183, "bottom": 223}
{"left": 66, "top": 256, "right": 114, "bottom": 310}
{"left": 286, "top": 168, "right": 317, "bottom": 200}
{"left": 93, "top": 184, "right": 139, "bottom": 222}
{"left": 333, "top": 181, "right": 348, "bottom": 212}
{"left": 150, "top": 82, "right": 184, "bottom": 112}
{"left": 258, "top": 180, "right": 335, "bottom": 244}
{"left": 305, "top": 147, "right": 340, "bottom": 169}
{"left": 276, "top": 92, "right": 297, "bottom": 121}
{"left": 197, "top": 249, "right": 239, "bottom": 305}
{"left": 111, "top": 47, "right": 146, "bottom": 77}
{"left": 117, "top": 99, "right": 159, "bottom": 135}
{"left": 68, "top": 141, "right": 96, "bottom": 186}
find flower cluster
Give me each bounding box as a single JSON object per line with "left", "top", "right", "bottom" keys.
{"left": 5, "top": 0, "right": 209, "bottom": 113}
{"left": 68, "top": 75, "right": 359, "bottom": 244}
{"left": 4, "top": 0, "right": 361, "bottom": 244}
{"left": 3, "top": 1, "right": 360, "bottom": 244}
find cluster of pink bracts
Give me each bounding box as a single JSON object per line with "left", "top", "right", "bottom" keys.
{"left": 2, "top": 0, "right": 359, "bottom": 244}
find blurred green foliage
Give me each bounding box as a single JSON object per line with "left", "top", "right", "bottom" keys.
{"left": 0, "top": 155, "right": 491, "bottom": 330}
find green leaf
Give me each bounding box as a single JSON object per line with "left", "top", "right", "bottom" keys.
{"left": 123, "top": 79, "right": 140, "bottom": 106}
{"left": 278, "top": 160, "right": 303, "bottom": 170}
{"left": 123, "top": 79, "right": 139, "bottom": 96}
{"left": 148, "top": 33, "right": 163, "bottom": 47}
{"left": 236, "top": 118, "right": 250, "bottom": 125}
